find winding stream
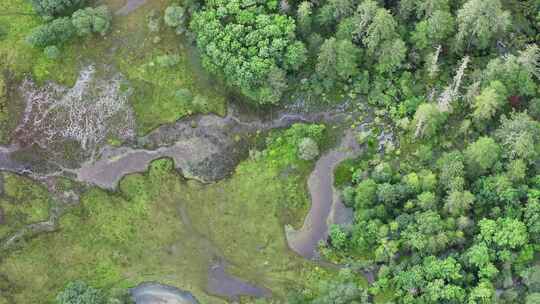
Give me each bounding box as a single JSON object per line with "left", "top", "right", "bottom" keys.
{"left": 286, "top": 127, "right": 363, "bottom": 259}
{"left": 207, "top": 262, "right": 271, "bottom": 301}
{"left": 0, "top": 105, "right": 349, "bottom": 189}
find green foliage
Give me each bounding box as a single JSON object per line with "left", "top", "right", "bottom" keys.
{"left": 329, "top": 224, "right": 347, "bottom": 249}
{"left": 353, "top": 178, "right": 378, "bottom": 209}
{"left": 285, "top": 41, "right": 308, "bottom": 71}
{"left": 524, "top": 198, "right": 540, "bottom": 242}
{"left": 402, "top": 172, "right": 421, "bottom": 193}
{"left": 444, "top": 190, "right": 474, "bottom": 216}
{"left": 56, "top": 281, "right": 105, "bottom": 304}
{"left": 526, "top": 293, "right": 540, "bottom": 304}
{"left": 315, "top": 37, "right": 359, "bottom": 89}
{"left": 26, "top": 17, "right": 75, "bottom": 48}
{"left": 298, "top": 137, "right": 319, "bottom": 160}
{"left": 164, "top": 5, "right": 185, "bottom": 34}
{"left": 472, "top": 81, "right": 508, "bottom": 125}
{"left": 412, "top": 103, "right": 447, "bottom": 139}
{"left": 484, "top": 48, "right": 538, "bottom": 97}
{"left": 495, "top": 112, "right": 540, "bottom": 162}
{"left": 355, "top": 0, "right": 407, "bottom": 73}
{"left": 437, "top": 151, "right": 465, "bottom": 192}
{"left": 30, "top": 0, "right": 85, "bottom": 18}
{"left": 468, "top": 281, "right": 495, "bottom": 303}
{"left": 372, "top": 162, "right": 393, "bottom": 183}
{"left": 164, "top": 5, "right": 185, "bottom": 27}
{"left": 43, "top": 45, "right": 60, "bottom": 59}
{"left": 391, "top": 256, "right": 466, "bottom": 303}
{"left": 464, "top": 136, "right": 501, "bottom": 175}
{"left": 522, "top": 265, "right": 540, "bottom": 292}
{"left": 296, "top": 1, "right": 312, "bottom": 37}
{"left": 411, "top": 10, "right": 455, "bottom": 50}
{"left": 398, "top": 0, "right": 451, "bottom": 19}
{"left": 478, "top": 217, "right": 528, "bottom": 249}
{"left": 3, "top": 0, "right": 540, "bottom": 302}
{"left": 263, "top": 123, "right": 326, "bottom": 168}
{"left": 317, "top": 0, "right": 356, "bottom": 25}
{"left": 71, "top": 6, "right": 112, "bottom": 37}
{"left": 417, "top": 191, "right": 437, "bottom": 210}
{"left": 190, "top": 0, "right": 306, "bottom": 105}
{"left": 456, "top": 0, "right": 511, "bottom": 51}
{"left": 0, "top": 73, "right": 7, "bottom": 139}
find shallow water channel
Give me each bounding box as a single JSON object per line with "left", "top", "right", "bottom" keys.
{"left": 286, "top": 128, "right": 362, "bottom": 259}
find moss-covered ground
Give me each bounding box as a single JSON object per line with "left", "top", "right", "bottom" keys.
{"left": 0, "top": 124, "right": 333, "bottom": 303}
{"left": 0, "top": 0, "right": 227, "bottom": 137}
{"left": 0, "top": 173, "right": 52, "bottom": 240}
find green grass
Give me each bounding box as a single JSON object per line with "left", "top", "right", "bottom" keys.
{"left": 0, "top": 125, "right": 326, "bottom": 303}
{"left": 0, "top": 173, "right": 52, "bottom": 240}
{"left": 0, "top": 0, "right": 227, "bottom": 137}
{"left": 110, "top": 0, "right": 227, "bottom": 134}
{"left": 0, "top": 0, "right": 42, "bottom": 77}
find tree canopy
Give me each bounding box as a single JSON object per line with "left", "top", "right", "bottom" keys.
{"left": 190, "top": 0, "right": 307, "bottom": 105}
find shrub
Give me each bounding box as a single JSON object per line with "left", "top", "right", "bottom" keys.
{"left": 27, "top": 17, "right": 76, "bottom": 48}
{"left": 298, "top": 137, "right": 319, "bottom": 160}
{"left": 72, "top": 6, "right": 112, "bottom": 36}
{"left": 164, "top": 5, "right": 185, "bottom": 34}
{"left": 56, "top": 281, "right": 105, "bottom": 304}
{"left": 44, "top": 45, "right": 61, "bottom": 60}
{"left": 164, "top": 6, "right": 185, "bottom": 27}
{"left": 329, "top": 225, "right": 347, "bottom": 249}
{"left": 30, "top": 0, "right": 86, "bottom": 18}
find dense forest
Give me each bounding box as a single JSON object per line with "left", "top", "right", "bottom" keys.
{"left": 192, "top": 0, "right": 540, "bottom": 301}
{"left": 191, "top": 0, "right": 540, "bottom": 302}
{"left": 0, "top": 0, "right": 539, "bottom": 303}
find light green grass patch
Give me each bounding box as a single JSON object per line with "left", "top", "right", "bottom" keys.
{"left": 0, "top": 125, "right": 326, "bottom": 303}
{"left": 0, "top": 173, "right": 51, "bottom": 239}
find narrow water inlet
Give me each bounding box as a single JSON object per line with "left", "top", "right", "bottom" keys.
{"left": 286, "top": 128, "right": 362, "bottom": 259}
{"left": 207, "top": 262, "right": 272, "bottom": 301}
